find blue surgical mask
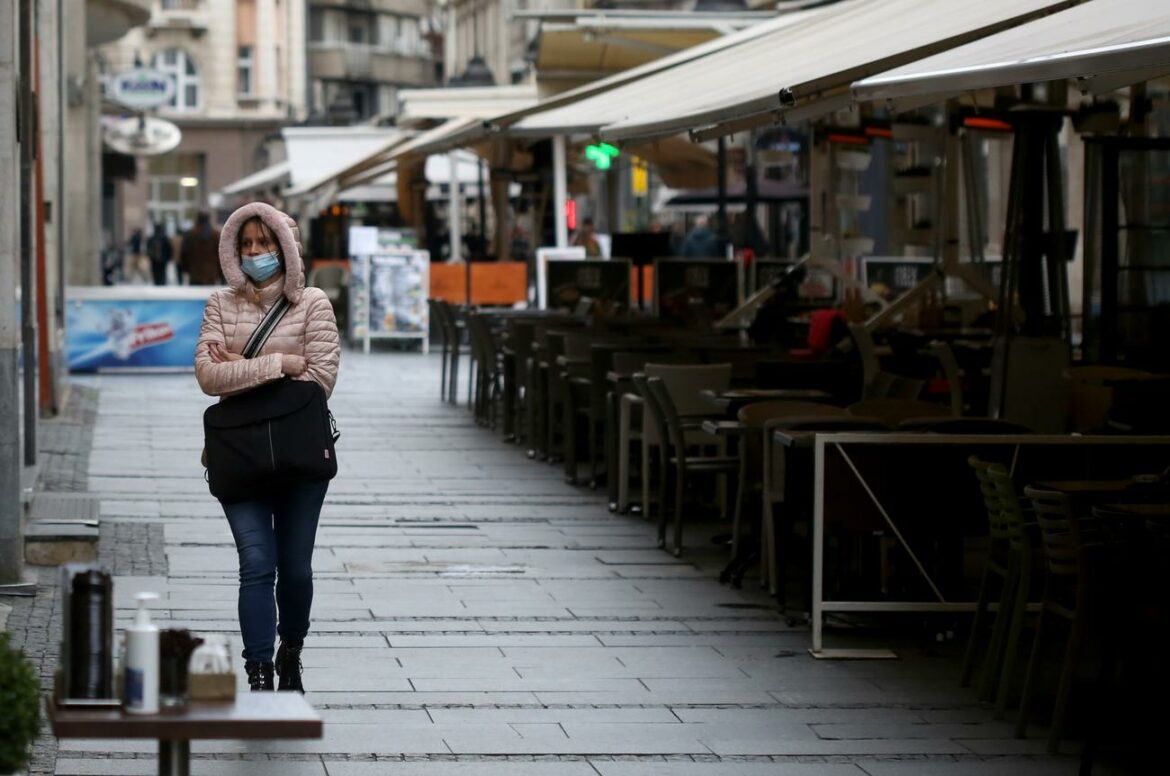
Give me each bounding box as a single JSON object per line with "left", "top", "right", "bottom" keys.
{"left": 241, "top": 250, "right": 281, "bottom": 282}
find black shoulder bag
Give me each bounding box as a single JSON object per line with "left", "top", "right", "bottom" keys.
{"left": 202, "top": 297, "right": 339, "bottom": 503}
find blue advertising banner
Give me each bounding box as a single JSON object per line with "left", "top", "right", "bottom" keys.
{"left": 66, "top": 287, "right": 212, "bottom": 372}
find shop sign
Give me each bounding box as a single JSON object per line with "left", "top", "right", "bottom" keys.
{"left": 631, "top": 161, "right": 648, "bottom": 197}
{"left": 109, "top": 68, "right": 176, "bottom": 109}
{"left": 103, "top": 116, "right": 182, "bottom": 156}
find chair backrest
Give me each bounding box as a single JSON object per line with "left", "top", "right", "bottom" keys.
{"left": 1022, "top": 486, "right": 1085, "bottom": 579}
{"left": 611, "top": 350, "right": 690, "bottom": 376}
{"left": 633, "top": 374, "right": 671, "bottom": 458}
{"left": 847, "top": 323, "right": 881, "bottom": 396}
{"left": 985, "top": 462, "right": 1030, "bottom": 553}
{"left": 847, "top": 398, "right": 951, "bottom": 426}
{"left": 968, "top": 457, "right": 1009, "bottom": 544}
{"left": 467, "top": 313, "right": 499, "bottom": 367}
{"left": 899, "top": 417, "right": 1034, "bottom": 434}
{"left": 968, "top": 457, "right": 1027, "bottom": 549}
{"left": 427, "top": 299, "right": 446, "bottom": 343}
{"left": 433, "top": 299, "right": 460, "bottom": 341}
{"left": 644, "top": 363, "right": 732, "bottom": 417}
{"left": 928, "top": 341, "right": 963, "bottom": 417}
{"left": 645, "top": 377, "right": 690, "bottom": 461}
{"left": 564, "top": 332, "right": 599, "bottom": 361}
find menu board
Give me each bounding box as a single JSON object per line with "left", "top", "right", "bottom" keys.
{"left": 348, "top": 227, "right": 429, "bottom": 353}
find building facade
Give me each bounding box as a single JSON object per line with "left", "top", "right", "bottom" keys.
{"left": 102, "top": 0, "right": 308, "bottom": 239}
{"left": 307, "top": 0, "right": 437, "bottom": 123}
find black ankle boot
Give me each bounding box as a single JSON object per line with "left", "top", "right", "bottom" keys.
{"left": 244, "top": 660, "right": 274, "bottom": 691}
{"left": 275, "top": 640, "right": 304, "bottom": 693}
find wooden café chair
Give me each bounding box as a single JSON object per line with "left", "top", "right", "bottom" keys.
{"left": 638, "top": 374, "right": 739, "bottom": 557}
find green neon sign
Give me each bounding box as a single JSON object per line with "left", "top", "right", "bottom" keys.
{"left": 585, "top": 143, "right": 620, "bottom": 170}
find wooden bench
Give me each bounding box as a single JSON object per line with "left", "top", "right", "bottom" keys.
{"left": 48, "top": 692, "right": 322, "bottom": 776}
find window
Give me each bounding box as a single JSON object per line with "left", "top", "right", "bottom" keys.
{"left": 153, "top": 48, "right": 200, "bottom": 111}
{"left": 147, "top": 152, "right": 203, "bottom": 235}
{"left": 399, "top": 17, "right": 420, "bottom": 55}
{"left": 348, "top": 11, "right": 376, "bottom": 45}
{"left": 237, "top": 46, "right": 253, "bottom": 96}
{"left": 308, "top": 7, "right": 324, "bottom": 42}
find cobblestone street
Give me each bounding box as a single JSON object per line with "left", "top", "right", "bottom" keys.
{"left": 9, "top": 350, "right": 1099, "bottom": 775}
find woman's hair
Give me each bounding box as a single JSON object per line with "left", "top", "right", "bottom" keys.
{"left": 237, "top": 216, "right": 281, "bottom": 257}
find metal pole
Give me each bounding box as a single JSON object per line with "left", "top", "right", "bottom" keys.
{"left": 447, "top": 151, "right": 464, "bottom": 303}
{"left": 552, "top": 135, "right": 568, "bottom": 248}
{"left": 55, "top": 0, "right": 62, "bottom": 271}
{"left": 35, "top": 28, "right": 54, "bottom": 415}
{"left": 19, "top": 0, "right": 35, "bottom": 466}
{"left": 55, "top": 0, "right": 65, "bottom": 401}
{"left": 717, "top": 137, "right": 728, "bottom": 257}
{"left": 1, "top": 0, "right": 33, "bottom": 592}
{"left": 477, "top": 157, "right": 486, "bottom": 260}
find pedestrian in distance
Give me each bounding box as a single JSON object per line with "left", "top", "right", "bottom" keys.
{"left": 145, "top": 222, "right": 173, "bottom": 286}
{"left": 194, "top": 202, "right": 341, "bottom": 692}
{"left": 681, "top": 215, "right": 720, "bottom": 258}
{"left": 181, "top": 210, "right": 224, "bottom": 285}
{"left": 572, "top": 217, "right": 602, "bottom": 257}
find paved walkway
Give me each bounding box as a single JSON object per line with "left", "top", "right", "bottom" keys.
{"left": 43, "top": 350, "right": 1097, "bottom": 774}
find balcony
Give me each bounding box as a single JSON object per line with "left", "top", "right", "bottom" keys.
{"left": 309, "top": 43, "right": 433, "bottom": 86}
{"left": 149, "top": 0, "right": 209, "bottom": 35}
{"left": 309, "top": 0, "right": 429, "bottom": 15}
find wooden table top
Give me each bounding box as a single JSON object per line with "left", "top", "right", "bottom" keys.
{"left": 48, "top": 692, "right": 322, "bottom": 740}
{"left": 701, "top": 419, "right": 750, "bottom": 437}
{"left": 1034, "top": 479, "right": 1137, "bottom": 494}
{"left": 700, "top": 388, "right": 835, "bottom": 414}
{"left": 1096, "top": 503, "right": 1170, "bottom": 518}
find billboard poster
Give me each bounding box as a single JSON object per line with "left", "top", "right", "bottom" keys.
{"left": 66, "top": 287, "right": 212, "bottom": 372}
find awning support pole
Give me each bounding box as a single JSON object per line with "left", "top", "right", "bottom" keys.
{"left": 717, "top": 137, "right": 729, "bottom": 257}
{"left": 553, "top": 135, "right": 568, "bottom": 248}
{"left": 448, "top": 151, "right": 463, "bottom": 266}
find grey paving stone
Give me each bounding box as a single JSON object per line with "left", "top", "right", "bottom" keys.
{"left": 592, "top": 765, "right": 866, "bottom": 776}
{"left": 26, "top": 358, "right": 1088, "bottom": 776}
{"left": 56, "top": 761, "right": 328, "bottom": 776}
{"left": 325, "top": 763, "right": 598, "bottom": 776}
{"left": 854, "top": 761, "right": 1084, "bottom": 776}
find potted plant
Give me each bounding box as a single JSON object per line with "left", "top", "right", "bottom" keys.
{"left": 0, "top": 632, "right": 40, "bottom": 775}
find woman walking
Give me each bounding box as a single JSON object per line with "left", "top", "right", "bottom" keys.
{"left": 195, "top": 202, "right": 340, "bottom": 692}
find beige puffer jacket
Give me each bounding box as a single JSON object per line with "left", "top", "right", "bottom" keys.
{"left": 194, "top": 202, "right": 340, "bottom": 399}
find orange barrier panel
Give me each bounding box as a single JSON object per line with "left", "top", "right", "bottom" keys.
{"left": 430, "top": 262, "right": 528, "bottom": 305}
{"left": 631, "top": 265, "right": 654, "bottom": 307}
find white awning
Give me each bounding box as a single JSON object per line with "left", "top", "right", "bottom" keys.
{"left": 282, "top": 127, "right": 405, "bottom": 198}
{"left": 595, "top": 0, "right": 1078, "bottom": 141}
{"left": 342, "top": 118, "right": 482, "bottom": 190}
{"left": 219, "top": 160, "right": 290, "bottom": 197}
{"left": 507, "top": 8, "right": 817, "bottom": 137}
{"left": 853, "top": 0, "right": 1170, "bottom": 104}
{"left": 397, "top": 84, "right": 539, "bottom": 123}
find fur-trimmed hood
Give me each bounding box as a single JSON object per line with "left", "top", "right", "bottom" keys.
{"left": 218, "top": 202, "right": 306, "bottom": 304}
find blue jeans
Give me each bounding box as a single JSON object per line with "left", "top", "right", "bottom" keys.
{"left": 221, "top": 480, "right": 329, "bottom": 663}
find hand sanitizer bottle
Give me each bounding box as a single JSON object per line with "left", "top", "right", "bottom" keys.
{"left": 124, "top": 592, "right": 160, "bottom": 714}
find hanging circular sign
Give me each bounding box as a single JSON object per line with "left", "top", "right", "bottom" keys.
{"left": 109, "top": 68, "right": 176, "bottom": 109}
{"left": 103, "top": 116, "right": 183, "bottom": 156}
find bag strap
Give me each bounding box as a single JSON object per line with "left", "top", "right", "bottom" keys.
{"left": 241, "top": 296, "right": 292, "bottom": 359}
